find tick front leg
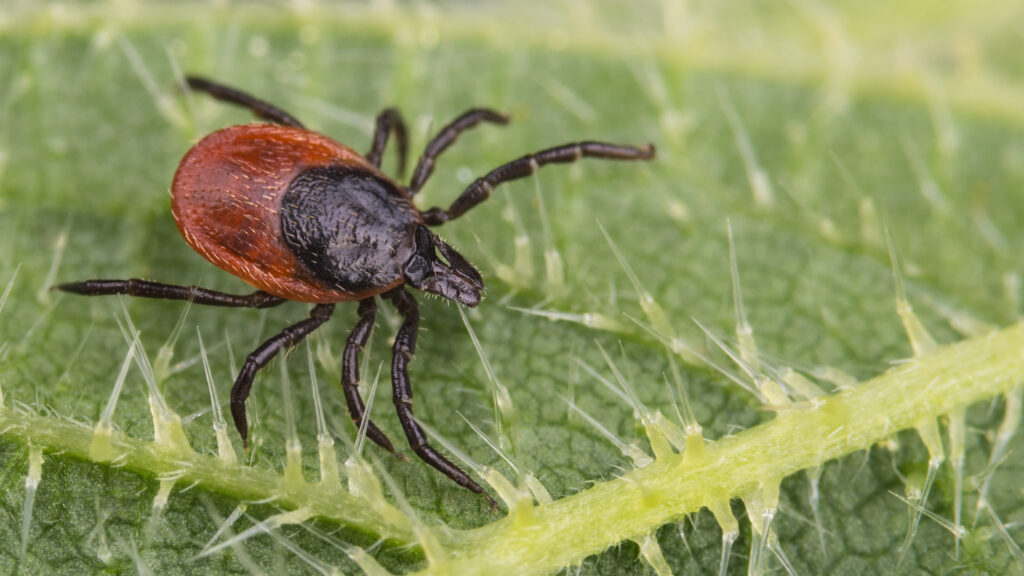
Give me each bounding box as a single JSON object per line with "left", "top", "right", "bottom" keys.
{"left": 231, "top": 303, "right": 335, "bottom": 448}
{"left": 342, "top": 298, "right": 403, "bottom": 457}
{"left": 54, "top": 279, "right": 286, "bottom": 308}
{"left": 422, "top": 140, "right": 655, "bottom": 225}
{"left": 384, "top": 288, "right": 498, "bottom": 511}
{"left": 366, "top": 108, "right": 409, "bottom": 178}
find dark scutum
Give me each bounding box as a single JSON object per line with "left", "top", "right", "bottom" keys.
{"left": 281, "top": 166, "right": 419, "bottom": 293}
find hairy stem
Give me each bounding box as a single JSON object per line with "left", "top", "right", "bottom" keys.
{"left": 425, "top": 323, "right": 1024, "bottom": 575}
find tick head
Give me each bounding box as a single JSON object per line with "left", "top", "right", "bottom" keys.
{"left": 404, "top": 225, "right": 483, "bottom": 307}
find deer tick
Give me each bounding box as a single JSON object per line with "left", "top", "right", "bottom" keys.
{"left": 57, "top": 76, "right": 656, "bottom": 508}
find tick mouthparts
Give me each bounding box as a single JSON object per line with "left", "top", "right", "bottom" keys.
{"left": 433, "top": 236, "right": 483, "bottom": 290}
{"left": 422, "top": 260, "right": 483, "bottom": 307}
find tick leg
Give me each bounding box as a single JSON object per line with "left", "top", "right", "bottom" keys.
{"left": 384, "top": 288, "right": 498, "bottom": 510}
{"left": 366, "top": 108, "right": 409, "bottom": 178}
{"left": 421, "top": 141, "right": 656, "bottom": 225}
{"left": 54, "top": 279, "right": 285, "bottom": 308}
{"left": 231, "top": 304, "right": 335, "bottom": 448}
{"left": 408, "top": 109, "right": 509, "bottom": 196}
{"left": 185, "top": 76, "right": 306, "bottom": 129}
{"left": 342, "top": 298, "right": 403, "bottom": 457}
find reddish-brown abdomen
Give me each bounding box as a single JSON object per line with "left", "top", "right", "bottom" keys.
{"left": 171, "top": 124, "right": 399, "bottom": 303}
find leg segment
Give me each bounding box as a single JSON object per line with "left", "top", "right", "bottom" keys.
{"left": 422, "top": 140, "right": 656, "bottom": 225}
{"left": 185, "top": 76, "right": 305, "bottom": 129}
{"left": 408, "top": 108, "right": 509, "bottom": 195}
{"left": 54, "top": 279, "right": 286, "bottom": 308}
{"left": 384, "top": 288, "right": 498, "bottom": 510}
{"left": 231, "top": 304, "right": 335, "bottom": 447}
{"left": 365, "top": 108, "right": 409, "bottom": 177}
{"left": 341, "top": 298, "right": 402, "bottom": 456}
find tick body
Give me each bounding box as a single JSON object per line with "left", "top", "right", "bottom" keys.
{"left": 58, "top": 76, "right": 655, "bottom": 509}
{"left": 172, "top": 124, "right": 420, "bottom": 303}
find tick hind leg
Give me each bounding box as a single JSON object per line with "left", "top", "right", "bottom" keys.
{"left": 185, "top": 76, "right": 306, "bottom": 129}
{"left": 366, "top": 108, "right": 409, "bottom": 177}
{"left": 384, "top": 288, "right": 498, "bottom": 511}
{"left": 231, "top": 303, "right": 336, "bottom": 448}
{"left": 54, "top": 279, "right": 286, "bottom": 308}
{"left": 421, "top": 140, "right": 656, "bottom": 225}
{"left": 408, "top": 108, "right": 509, "bottom": 195}
{"left": 342, "top": 298, "right": 403, "bottom": 457}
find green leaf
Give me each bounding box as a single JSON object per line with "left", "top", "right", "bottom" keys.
{"left": 2, "top": 2, "right": 1023, "bottom": 574}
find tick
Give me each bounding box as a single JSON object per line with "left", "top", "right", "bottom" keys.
{"left": 57, "top": 76, "right": 655, "bottom": 508}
